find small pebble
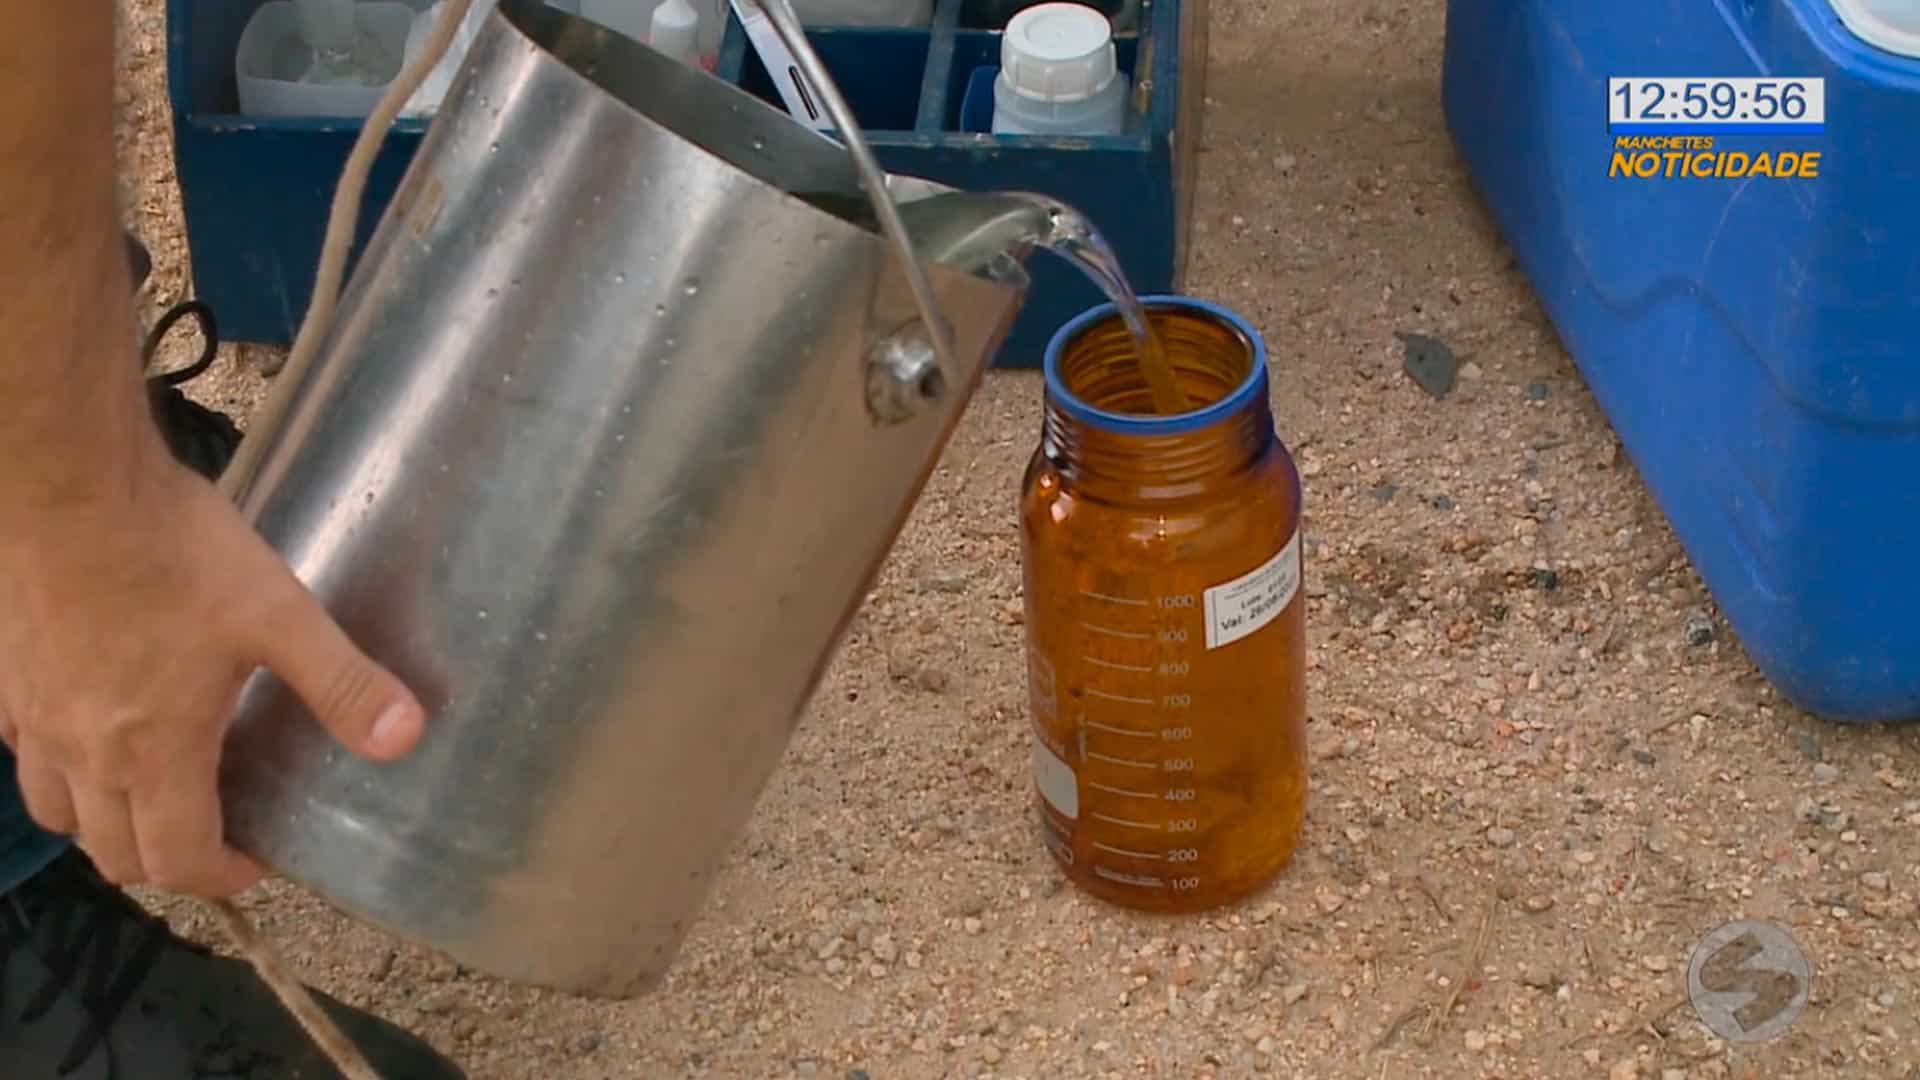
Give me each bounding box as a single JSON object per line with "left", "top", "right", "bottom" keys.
{"left": 1524, "top": 382, "right": 1550, "bottom": 400}
{"left": 1397, "top": 330, "right": 1458, "bottom": 398}
{"left": 1813, "top": 762, "right": 1841, "bottom": 783}
{"left": 1485, "top": 826, "right": 1517, "bottom": 848}
{"left": 923, "top": 572, "right": 969, "bottom": 593}
{"left": 1683, "top": 610, "right": 1715, "bottom": 645}
{"left": 1797, "top": 733, "right": 1824, "bottom": 761}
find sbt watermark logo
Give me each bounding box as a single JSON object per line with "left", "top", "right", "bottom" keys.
{"left": 1686, "top": 919, "right": 1814, "bottom": 1043}
{"left": 1607, "top": 76, "right": 1825, "bottom": 180}
{"left": 1609, "top": 136, "right": 1821, "bottom": 180}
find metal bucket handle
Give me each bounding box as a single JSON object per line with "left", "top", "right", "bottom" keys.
{"left": 745, "top": 0, "right": 960, "bottom": 414}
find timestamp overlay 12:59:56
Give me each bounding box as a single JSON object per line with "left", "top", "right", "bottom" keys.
{"left": 1608, "top": 77, "right": 1827, "bottom": 135}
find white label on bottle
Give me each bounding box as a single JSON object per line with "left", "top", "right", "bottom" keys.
{"left": 1203, "top": 529, "right": 1302, "bottom": 650}
{"left": 1032, "top": 740, "right": 1079, "bottom": 820}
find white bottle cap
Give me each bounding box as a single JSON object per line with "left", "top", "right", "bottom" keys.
{"left": 1000, "top": 2, "right": 1117, "bottom": 104}
{"left": 650, "top": 0, "right": 699, "bottom": 63}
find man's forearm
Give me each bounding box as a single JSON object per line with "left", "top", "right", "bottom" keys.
{"left": 0, "top": 2, "right": 168, "bottom": 527}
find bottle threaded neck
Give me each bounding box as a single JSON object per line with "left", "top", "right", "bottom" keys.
{"left": 1040, "top": 296, "right": 1273, "bottom": 498}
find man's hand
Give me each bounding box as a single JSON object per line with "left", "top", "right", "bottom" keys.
{"left": 0, "top": 1, "right": 429, "bottom": 899}
{"left": 0, "top": 452, "right": 427, "bottom": 898}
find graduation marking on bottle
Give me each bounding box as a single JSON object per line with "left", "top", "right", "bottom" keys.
{"left": 1090, "top": 812, "right": 1162, "bottom": 830}
{"left": 1084, "top": 655, "right": 1154, "bottom": 673}
{"left": 1084, "top": 718, "right": 1153, "bottom": 737}
{"left": 1086, "top": 687, "right": 1155, "bottom": 705}
{"left": 1086, "top": 750, "right": 1157, "bottom": 769}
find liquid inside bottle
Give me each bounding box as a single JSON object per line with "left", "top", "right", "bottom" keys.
{"left": 1019, "top": 296, "right": 1307, "bottom": 914}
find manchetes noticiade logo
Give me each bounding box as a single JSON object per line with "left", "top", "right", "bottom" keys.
{"left": 1606, "top": 77, "right": 1826, "bottom": 179}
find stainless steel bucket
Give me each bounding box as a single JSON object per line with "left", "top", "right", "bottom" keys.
{"left": 214, "top": 0, "right": 1032, "bottom": 998}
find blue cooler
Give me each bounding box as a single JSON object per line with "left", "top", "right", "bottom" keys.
{"left": 1440, "top": 0, "right": 1920, "bottom": 723}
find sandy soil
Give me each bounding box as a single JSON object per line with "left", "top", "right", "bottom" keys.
{"left": 115, "top": 1, "right": 1919, "bottom": 1077}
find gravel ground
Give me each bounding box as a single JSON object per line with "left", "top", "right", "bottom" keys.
{"left": 115, "top": 1, "right": 1920, "bottom": 1077}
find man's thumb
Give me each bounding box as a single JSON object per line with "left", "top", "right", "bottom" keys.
{"left": 255, "top": 583, "right": 426, "bottom": 761}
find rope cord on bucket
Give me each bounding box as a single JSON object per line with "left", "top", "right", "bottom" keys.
{"left": 195, "top": 0, "right": 477, "bottom": 1077}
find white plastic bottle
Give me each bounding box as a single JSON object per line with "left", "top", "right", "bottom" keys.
{"left": 991, "top": 2, "right": 1128, "bottom": 137}
{"left": 585, "top": 0, "right": 720, "bottom": 69}
{"left": 581, "top": 0, "right": 661, "bottom": 42}
{"left": 650, "top": 0, "right": 700, "bottom": 64}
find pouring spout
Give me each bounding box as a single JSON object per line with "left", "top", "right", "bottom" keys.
{"left": 895, "top": 190, "right": 1076, "bottom": 287}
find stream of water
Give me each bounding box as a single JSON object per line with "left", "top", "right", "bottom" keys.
{"left": 1019, "top": 197, "right": 1190, "bottom": 415}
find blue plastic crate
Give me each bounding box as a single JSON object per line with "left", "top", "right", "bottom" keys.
{"left": 715, "top": 0, "right": 1198, "bottom": 364}
{"left": 1441, "top": 0, "right": 1920, "bottom": 723}
{"left": 165, "top": 0, "right": 1203, "bottom": 367}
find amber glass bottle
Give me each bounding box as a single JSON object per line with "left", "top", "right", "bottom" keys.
{"left": 1019, "top": 295, "right": 1307, "bottom": 914}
